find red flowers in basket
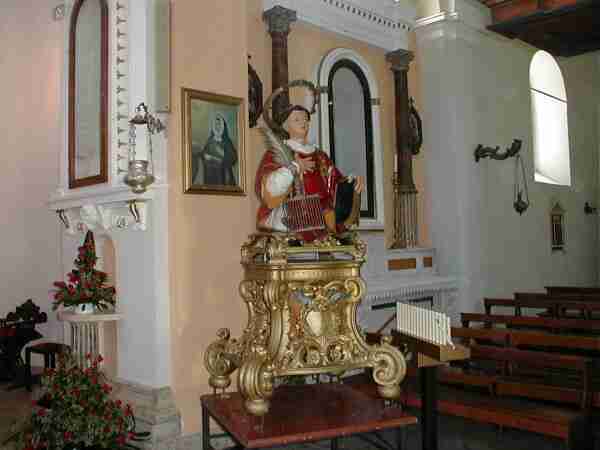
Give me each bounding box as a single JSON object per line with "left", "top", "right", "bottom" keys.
{"left": 51, "top": 231, "right": 116, "bottom": 312}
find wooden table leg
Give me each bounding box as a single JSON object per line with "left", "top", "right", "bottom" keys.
{"left": 420, "top": 366, "right": 438, "bottom": 450}
{"left": 331, "top": 437, "right": 338, "bottom": 450}
{"left": 25, "top": 347, "right": 32, "bottom": 392}
{"left": 202, "top": 404, "right": 212, "bottom": 450}
{"left": 396, "top": 427, "right": 406, "bottom": 450}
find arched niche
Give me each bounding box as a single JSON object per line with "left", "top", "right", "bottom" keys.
{"left": 94, "top": 233, "right": 118, "bottom": 379}
{"left": 316, "top": 48, "right": 385, "bottom": 230}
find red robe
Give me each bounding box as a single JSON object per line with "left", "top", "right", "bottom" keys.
{"left": 256, "top": 148, "right": 345, "bottom": 241}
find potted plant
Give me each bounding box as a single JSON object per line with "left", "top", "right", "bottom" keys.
{"left": 52, "top": 231, "right": 116, "bottom": 314}
{"left": 8, "top": 353, "right": 148, "bottom": 450}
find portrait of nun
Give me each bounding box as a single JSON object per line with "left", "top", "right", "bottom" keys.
{"left": 192, "top": 113, "right": 238, "bottom": 186}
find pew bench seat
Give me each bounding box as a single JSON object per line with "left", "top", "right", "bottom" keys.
{"left": 402, "top": 382, "right": 592, "bottom": 449}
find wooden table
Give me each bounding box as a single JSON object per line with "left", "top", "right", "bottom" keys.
{"left": 393, "top": 332, "right": 470, "bottom": 450}
{"left": 201, "top": 382, "right": 418, "bottom": 450}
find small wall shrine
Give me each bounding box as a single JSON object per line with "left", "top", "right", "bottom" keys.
{"left": 204, "top": 82, "right": 407, "bottom": 416}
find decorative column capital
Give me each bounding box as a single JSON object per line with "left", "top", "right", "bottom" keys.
{"left": 263, "top": 5, "right": 297, "bottom": 35}
{"left": 386, "top": 49, "right": 414, "bottom": 72}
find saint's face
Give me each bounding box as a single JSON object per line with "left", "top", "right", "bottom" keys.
{"left": 213, "top": 116, "right": 225, "bottom": 137}
{"left": 285, "top": 110, "right": 310, "bottom": 141}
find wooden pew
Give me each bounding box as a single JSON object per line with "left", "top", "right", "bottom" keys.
{"left": 483, "top": 298, "right": 514, "bottom": 315}
{"left": 481, "top": 295, "right": 600, "bottom": 320}
{"left": 514, "top": 292, "right": 600, "bottom": 319}
{"left": 461, "top": 313, "right": 600, "bottom": 334}
{"left": 546, "top": 286, "right": 600, "bottom": 298}
{"left": 446, "top": 327, "right": 600, "bottom": 403}
{"left": 403, "top": 324, "right": 599, "bottom": 449}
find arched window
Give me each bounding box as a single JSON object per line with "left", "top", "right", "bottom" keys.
{"left": 530, "top": 50, "right": 571, "bottom": 186}
{"left": 328, "top": 60, "right": 375, "bottom": 218}
{"left": 317, "top": 48, "right": 385, "bottom": 230}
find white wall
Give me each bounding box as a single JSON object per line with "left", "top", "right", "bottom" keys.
{"left": 480, "top": 45, "right": 598, "bottom": 299}
{"left": 416, "top": 17, "right": 599, "bottom": 315}
{"left": 0, "top": 1, "right": 63, "bottom": 340}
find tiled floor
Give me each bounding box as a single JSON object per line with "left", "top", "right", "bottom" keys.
{"left": 0, "top": 381, "right": 33, "bottom": 449}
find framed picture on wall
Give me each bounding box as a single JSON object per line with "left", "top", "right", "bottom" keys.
{"left": 181, "top": 87, "right": 246, "bottom": 195}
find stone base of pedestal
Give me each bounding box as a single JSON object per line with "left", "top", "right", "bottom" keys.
{"left": 112, "top": 380, "right": 181, "bottom": 450}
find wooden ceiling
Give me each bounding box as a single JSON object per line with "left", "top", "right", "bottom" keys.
{"left": 478, "top": 0, "right": 600, "bottom": 57}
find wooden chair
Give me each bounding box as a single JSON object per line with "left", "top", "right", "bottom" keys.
{"left": 0, "top": 300, "right": 46, "bottom": 382}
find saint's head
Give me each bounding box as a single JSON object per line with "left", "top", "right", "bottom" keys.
{"left": 277, "top": 105, "right": 311, "bottom": 141}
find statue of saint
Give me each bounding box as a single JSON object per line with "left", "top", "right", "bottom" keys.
{"left": 256, "top": 94, "right": 364, "bottom": 242}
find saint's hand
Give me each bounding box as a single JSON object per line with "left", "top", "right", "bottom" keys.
{"left": 294, "top": 153, "right": 315, "bottom": 173}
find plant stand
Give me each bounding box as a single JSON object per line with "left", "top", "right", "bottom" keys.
{"left": 204, "top": 233, "right": 407, "bottom": 416}
{"left": 58, "top": 311, "right": 122, "bottom": 368}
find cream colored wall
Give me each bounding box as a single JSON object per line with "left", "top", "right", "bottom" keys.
{"left": 168, "top": 0, "right": 252, "bottom": 434}
{"left": 0, "top": 0, "right": 63, "bottom": 340}
{"left": 170, "top": 0, "right": 427, "bottom": 434}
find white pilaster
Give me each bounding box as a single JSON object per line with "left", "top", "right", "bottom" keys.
{"left": 52, "top": 0, "right": 172, "bottom": 391}
{"left": 414, "top": 15, "right": 488, "bottom": 315}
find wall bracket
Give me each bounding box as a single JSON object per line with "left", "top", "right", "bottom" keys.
{"left": 474, "top": 139, "right": 522, "bottom": 162}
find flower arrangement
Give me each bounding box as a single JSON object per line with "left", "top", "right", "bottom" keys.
{"left": 14, "top": 354, "right": 148, "bottom": 450}
{"left": 52, "top": 231, "right": 116, "bottom": 312}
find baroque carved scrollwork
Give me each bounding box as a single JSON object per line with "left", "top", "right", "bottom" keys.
{"left": 370, "top": 335, "right": 407, "bottom": 399}
{"left": 205, "top": 237, "right": 406, "bottom": 415}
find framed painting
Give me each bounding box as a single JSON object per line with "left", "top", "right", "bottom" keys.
{"left": 182, "top": 88, "right": 246, "bottom": 195}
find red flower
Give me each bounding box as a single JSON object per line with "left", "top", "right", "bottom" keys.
{"left": 97, "top": 355, "right": 104, "bottom": 363}
{"left": 67, "top": 272, "right": 79, "bottom": 283}
{"left": 116, "top": 434, "right": 127, "bottom": 446}
{"left": 102, "top": 383, "right": 112, "bottom": 393}
{"left": 115, "top": 399, "right": 122, "bottom": 407}
{"left": 125, "top": 404, "right": 133, "bottom": 416}
{"left": 63, "top": 431, "right": 73, "bottom": 441}
{"left": 37, "top": 408, "right": 46, "bottom": 417}
{"left": 53, "top": 281, "right": 67, "bottom": 289}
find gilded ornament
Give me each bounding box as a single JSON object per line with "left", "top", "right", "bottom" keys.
{"left": 204, "top": 236, "right": 407, "bottom": 415}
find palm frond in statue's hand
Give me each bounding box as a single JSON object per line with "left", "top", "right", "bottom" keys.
{"left": 259, "top": 126, "right": 293, "bottom": 166}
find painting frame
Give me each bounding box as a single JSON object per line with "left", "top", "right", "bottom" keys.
{"left": 182, "top": 87, "right": 246, "bottom": 196}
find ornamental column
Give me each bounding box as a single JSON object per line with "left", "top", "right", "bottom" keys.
{"left": 386, "top": 49, "right": 417, "bottom": 249}
{"left": 263, "top": 5, "right": 297, "bottom": 118}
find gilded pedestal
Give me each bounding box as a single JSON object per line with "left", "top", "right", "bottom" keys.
{"left": 204, "top": 233, "right": 406, "bottom": 416}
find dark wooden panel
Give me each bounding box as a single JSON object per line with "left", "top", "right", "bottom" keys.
{"left": 388, "top": 258, "right": 416, "bottom": 271}
{"left": 424, "top": 256, "right": 433, "bottom": 268}
{"left": 482, "top": 0, "right": 600, "bottom": 57}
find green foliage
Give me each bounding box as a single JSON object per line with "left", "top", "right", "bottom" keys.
{"left": 52, "top": 231, "right": 116, "bottom": 312}
{"left": 15, "top": 354, "right": 147, "bottom": 450}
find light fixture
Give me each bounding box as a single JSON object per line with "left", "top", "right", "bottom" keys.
{"left": 124, "top": 103, "right": 165, "bottom": 194}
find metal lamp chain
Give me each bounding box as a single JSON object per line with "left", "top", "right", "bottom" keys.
{"left": 513, "top": 150, "right": 530, "bottom": 215}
